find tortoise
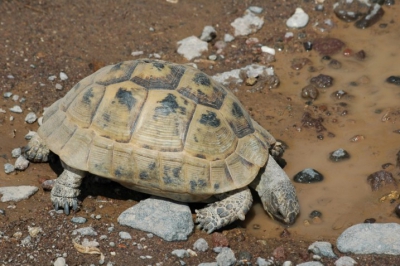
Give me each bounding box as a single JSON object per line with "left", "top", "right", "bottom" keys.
{"left": 24, "top": 59, "right": 300, "bottom": 233}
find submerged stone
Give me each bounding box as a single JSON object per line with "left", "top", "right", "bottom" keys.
{"left": 386, "top": 76, "right": 400, "bottom": 86}
{"left": 293, "top": 168, "right": 324, "bottom": 183}
{"left": 329, "top": 148, "right": 350, "bottom": 162}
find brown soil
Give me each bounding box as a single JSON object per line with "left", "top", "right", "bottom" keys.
{"left": 1, "top": 0, "right": 400, "bottom": 265}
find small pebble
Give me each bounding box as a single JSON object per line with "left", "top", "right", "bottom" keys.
{"left": 193, "top": 238, "right": 209, "bottom": 252}
{"left": 293, "top": 168, "right": 324, "bottom": 183}
{"left": 4, "top": 163, "right": 15, "bottom": 174}
{"left": 25, "top": 112, "right": 37, "bottom": 124}
{"left": 119, "top": 231, "right": 132, "bottom": 239}
{"left": 4, "top": 92, "right": 12, "bottom": 98}
{"left": 11, "top": 148, "right": 21, "bottom": 158}
{"left": 109, "top": 242, "right": 116, "bottom": 247}
{"left": 200, "top": 26, "right": 217, "bottom": 42}
{"left": 9, "top": 105, "right": 23, "bottom": 113}
{"left": 329, "top": 148, "right": 350, "bottom": 162}
{"left": 71, "top": 217, "right": 87, "bottom": 224}
{"left": 25, "top": 131, "right": 36, "bottom": 140}
{"left": 355, "top": 4, "right": 384, "bottom": 29}
{"left": 313, "top": 37, "right": 345, "bottom": 55}
{"left": 41, "top": 179, "right": 55, "bottom": 191}
{"left": 386, "top": 76, "right": 400, "bottom": 86}
{"left": 303, "top": 41, "right": 312, "bottom": 51}
{"left": 48, "top": 75, "right": 57, "bottom": 81}
{"left": 53, "top": 257, "right": 66, "bottom": 266}
{"left": 309, "top": 210, "right": 322, "bottom": 219}
{"left": 328, "top": 59, "right": 342, "bottom": 69}
{"left": 224, "top": 34, "right": 235, "bottom": 43}
{"left": 7, "top": 74, "right": 14, "bottom": 79}
{"left": 248, "top": 6, "right": 263, "bottom": 14}
{"left": 364, "top": 218, "right": 376, "bottom": 223}
{"left": 59, "top": 72, "right": 68, "bottom": 81}
{"left": 131, "top": 51, "right": 144, "bottom": 56}
{"left": 367, "top": 170, "right": 397, "bottom": 191}
{"left": 208, "top": 54, "right": 217, "bottom": 61}
{"left": 261, "top": 46, "right": 275, "bottom": 55}
{"left": 55, "top": 83, "right": 63, "bottom": 90}
{"left": 0, "top": 209, "right": 5, "bottom": 215}
{"left": 14, "top": 156, "right": 30, "bottom": 170}
{"left": 171, "top": 249, "right": 189, "bottom": 258}
{"left": 310, "top": 74, "right": 333, "bottom": 88}
{"left": 286, "top": 7, "right": 309, "bottom": 28}
{"left": 12, "top": 95, "right": 19, "bottom": 101}
{"left": 301, "top": 84, "right": 319, "bottom": 100}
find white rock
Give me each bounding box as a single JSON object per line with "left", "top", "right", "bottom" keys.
{"left": 59, "top": 72, "right": 68, "bottom": 81}
{"left": 334, "top": 256, "right": 357, "bottom": 266}
{"left": 200, "top": 26, "right": 217, "bottom": 42}
{"left": 261, "top": 46, "right": 275, "bottom": 55}
{"left": 248, "top": 6, "right": 263, "bottom": 14}
{"left": 53, "top": 257, "right": 66, "bottom": 266}
{"left": 25, "top": 112, "right": 37, "bottom": 124}
{"left": 231, "top": 10, "right": 264, "bottom": 36}
{"left": 48, "top": 75, "right": 57, "bottom": 81}
{"left": 0, "top": 108, "right": 6, "bottom": 113}
{"left": 12, "top": 94, "right": 19, "bottom": 101}
{"left": 38, "top": 116, "right": 43, "bottom": 126}
{"left": 55, "top": 83, "right": 63, "bottom": 90}
{"left": 4, "top": 163, "right": 15, "bottom": 174}
{"left": 7, "top": 74, "right": 15, "bottom": 79}
{"left": 9, "top": 105, "right": 23, "bottom": 113}
{"left": 11, "top": 148, "right": 21, "bottom": 158}
{"left": 0, "top": 186, "right": 38, "bottom": 202}
{"left": 15, "top": 156, "right": 30, "bottom": 170}
{"left": 224, "top": 33, "right": 235, "bottom": 43}
{"left": 3, "top": 92, "right": 12, "bottom": 98}
{"left": 177, "top": 36, "right": 208, "bottom": 60}
{"left": 131, "top": 50, "right": 144, "bottom": 56}
{"left": 286, "top": 8, "right": 309, "bottom": 28}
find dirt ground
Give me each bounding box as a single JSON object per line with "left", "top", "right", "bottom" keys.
{"left": 1, "top": 0, "right": 400, "bottom": 265}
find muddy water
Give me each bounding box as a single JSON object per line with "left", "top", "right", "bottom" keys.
{"left": 244, "top": 10, "right": 400, "bottom": 240}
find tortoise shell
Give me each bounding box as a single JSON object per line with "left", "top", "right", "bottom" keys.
{"left": 38, "top": 59, "right": 276, "bottom": 202}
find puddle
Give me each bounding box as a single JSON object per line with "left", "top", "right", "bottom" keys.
{"left": 243, "top": 8, "right": 400, "bottom": 240}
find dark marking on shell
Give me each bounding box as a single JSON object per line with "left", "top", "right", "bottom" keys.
{"left": 82, "top": 87, "right": 94, "bottom": 104}
{"left": 214, "top": 183, "right": 220, "bottom": 190}
{"left": 162, "top": 165, "right": 183, "bottom": 186}
{"left": 115, "top": 88, "right": 135, "bottom": 110}
{"left": 102, "top": 112, "right": 111, "bottom": 123}
{"left": 148, "top": 162, "right": 156, "bottom": 170}
{"left": 155, "top": 93, "right": 186, "bottom": 117}
{"left": 139, "top": 171, "right": 149, "bottom": 180}
{"left": 131, "top": 65, "right": 185, "bottom": 90}
{"left": 177, "top": 84, "right": 226, "bottom": 110}
{"left": 199, "top": 111, "right": 220, "bottom": 127}
{"left": 240, "top": 156, "right": 254, "bottom": 168}
{"left": 97, "top": 61, "right": 139, "bottom": 86}
{"left": 231, "top": 102, "right": 244, "bottom": 118}
{"left": 193, "top": 72, "right": 211, "bottom": 87}
{"left": 172, "top": 167, "right": 181, "bottom": 178}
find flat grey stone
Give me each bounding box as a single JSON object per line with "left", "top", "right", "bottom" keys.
{"left": 4, "top": 163, "right": 15, "bottom": 174}
{"left": 11, "top": 148, "right": 21, "bottom": 158}
{"left": 231, "top": 10, "right": 264, "bottom": 36}
{"left": 337, "top": 223, "right": 400, "bottom": 255}
{"left": 193, "top": 238, "right": 209, "bottom": 252}
{"left": 177, "top": 36, "right": 208, "bottom": 60}
{"left": 308, "top": 241, "right": 337, "bottom": 258}
{"left": 14, "top": 156, "right": 29, "bottom": 170}
{"left": 216, "top": 247, "right": 236, "bottom": 266}
{"left": 119, "top": 231, "right": 132, "bottom": 239}
{"left": 25, "top": 112, "right": 37, "bottom": 123}
{"left": 0, "top": 186, "right": 38, "bottom": 202}
{"left": 334, "top": 256, "right": 357, "bottom": 266}
{"left": 118, "top": 197, "right": 193, "bottom": 241}
{"left": 171, "top": 249, "right": 189, "bottom": 258}
{"left": 296, "top": 262, "right": 324, "bottom": 266}
{"left": 198, "top": 263, "right": 217, "bottom": 266}
{"left": 256, "top": 257, "right": 274, "bottom": 266}
{"left": 71, "top": 217, "right": 87, "bottom": 224}
{"left": 72, "top": 226, "right": 97, "bottom": 236}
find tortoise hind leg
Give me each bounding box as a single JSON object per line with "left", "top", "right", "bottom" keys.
{"left": 51, "top": 162, "right": 86, "bottom": 215}
{"left": 23, "top": 133, "right": 50, "bottom": 163}
{"left": 195, "top": 188, "right": 253, "bottom": 234}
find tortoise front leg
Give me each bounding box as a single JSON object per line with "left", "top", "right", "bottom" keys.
{"left": 195, "top": 188, "right": 253, "bottom": 234}
{"left": 51, "top": 162, "right": 85, "bottom": 215}
{"left": 23, "top": 133, "right": 50, "bottom": 163}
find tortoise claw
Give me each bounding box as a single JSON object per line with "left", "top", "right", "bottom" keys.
{"left": 64, "top": 203, "right": 70, "bottom": 215}
{"left": 54, "top": 202, "right": 59, "bottom": 211}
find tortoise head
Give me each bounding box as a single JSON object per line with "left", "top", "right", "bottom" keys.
{"left": 254, "top": 157, "right": 300, "bottom": 225}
